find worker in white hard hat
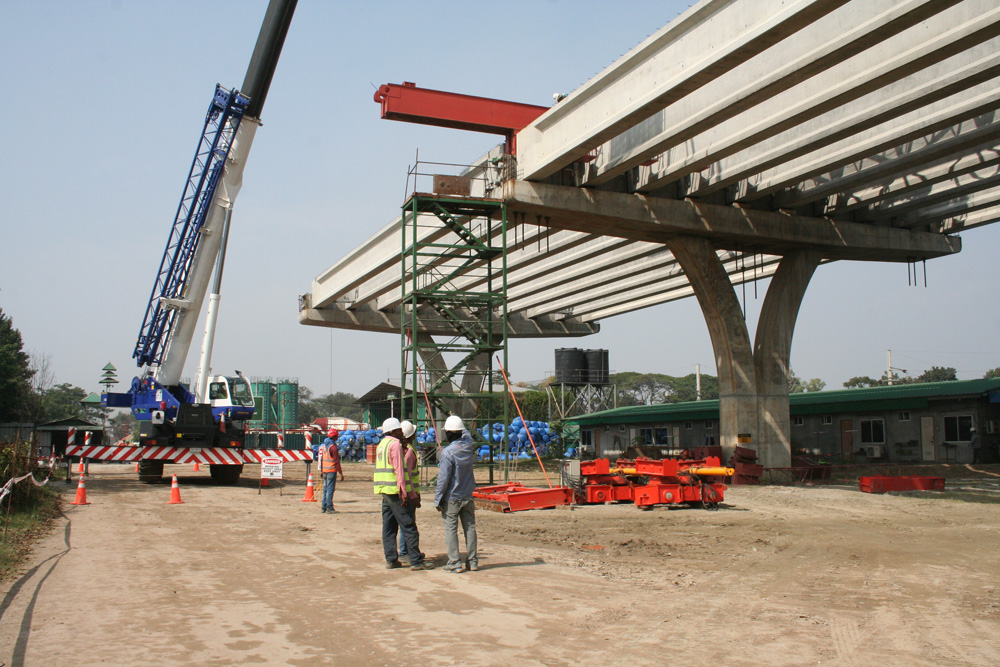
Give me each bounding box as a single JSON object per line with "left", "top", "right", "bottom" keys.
{"left": 434, "top": 414, "right": 478, "bottom": 572}
{"left": 396, "top": 420, "right": 424, "bottom": 564}
{"left": 374, "top": 417, "right": 434, "bottom": 570}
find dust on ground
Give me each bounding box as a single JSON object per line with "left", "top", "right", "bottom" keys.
{"left": 2, "top": 462, "right": 998, "bottom": 666}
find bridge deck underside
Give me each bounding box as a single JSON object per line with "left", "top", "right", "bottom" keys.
{"left": 301, "top": 0, "right": 996, "bottom": 338}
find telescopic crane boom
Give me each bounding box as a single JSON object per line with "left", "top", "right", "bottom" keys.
{"left": 99, "top": 0, "right": 304, "bottom": 485}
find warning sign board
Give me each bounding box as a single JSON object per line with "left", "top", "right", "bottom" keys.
{"left": 261, "top": 457, "right": 284, "bottom": 479}
{"left": 737, "top": 433, "right": 752, "bottom": 444}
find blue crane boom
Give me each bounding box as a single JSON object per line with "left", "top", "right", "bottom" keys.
{"left": 133, "top": 86, "right": 250, "bottom": 369}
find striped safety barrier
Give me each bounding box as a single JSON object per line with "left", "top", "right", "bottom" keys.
{"left": 66, "top": 445, "right": 142, "bottom": 462}
{"left": 65, "top": 445, "right": 312, "bottom": 465}
{"left": 242, "top": 449, "right": 312, "bottom": 463}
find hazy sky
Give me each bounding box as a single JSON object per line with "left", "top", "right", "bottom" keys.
{"left": 2, "top": 0, "right": 999, "bottom": 404}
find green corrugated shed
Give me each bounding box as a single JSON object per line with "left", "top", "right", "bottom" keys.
{"left": 569, "top": 378, "right": 1000, "bottom": 426}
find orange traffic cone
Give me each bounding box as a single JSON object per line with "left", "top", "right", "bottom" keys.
{"left": 77, "top": 460, "right": 85, "bottom": 474}
{"left": 301, "top": 473, "right": 317, "bottom": 502}
{"left": 193, "top": 461, "right": 200, "bottom": 472}
{"left": 134, "top": 461, "right": 139, "bottom": 473}
{"left": 70, "top": 475, "right": 91, "bottom": 505}
{"left": 167, "top": 475, "right": 184, "bottom": 504}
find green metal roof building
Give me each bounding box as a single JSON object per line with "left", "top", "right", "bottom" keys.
{"left": 569, "top": 379, "right": 1000, "bottom": 464}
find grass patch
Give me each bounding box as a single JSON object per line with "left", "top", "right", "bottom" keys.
{"left": 0, "top": 485, "right": 61, "bottom": 581}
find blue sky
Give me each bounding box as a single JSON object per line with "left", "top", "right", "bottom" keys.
{"left": 2, "top": 0, "right": 998, "bottom": 402}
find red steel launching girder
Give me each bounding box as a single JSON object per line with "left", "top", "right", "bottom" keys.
{"left": 374, "top": 82, "right": 548, "bottom": 150}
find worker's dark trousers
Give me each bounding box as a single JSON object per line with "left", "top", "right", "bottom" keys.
{"left": 381, "top": 494, "right": 422, "bottom": 565}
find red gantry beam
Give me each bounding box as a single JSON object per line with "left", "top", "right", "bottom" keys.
{"left": 374, "top": 82, "right": 549, "bottom": 149}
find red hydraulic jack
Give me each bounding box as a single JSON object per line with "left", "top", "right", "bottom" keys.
{"left": 579, "top": 456, "right": 732, "bottom": 511}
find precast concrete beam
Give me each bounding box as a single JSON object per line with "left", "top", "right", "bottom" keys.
{"left": 516, "top": 0, "right": 850, "bottom": 180}
{"left": 581, "top": 0, "right": 967, "bottom": 187}
{"left": 938, "top": 203, "right": 1000, "bottom": 232}
{"left": 298, "top": 305, "right": 599, "bottom": 337}
{"left": 861, "top": 167, "right": 1000, "bottom": 222}
{"left": 734, "top": 80, "right": 1000, "bottom": 205}
{"left": 899, "top": 184, "right": 1000, "bottom": 227}
{"left": 507, "top": 242, "right": 667, "bottom": 307}
{"left": 502, "top": 180, "right": 959, "bottom": 260}
{"left": 559, "top": 254, "right": 784, "bottom": 322}
{"left": 633, "top": 7, "right": 1000, "bottom": 194}
{"left": 785, "top": 117, "right": 1000, "bottom": 211}
{"left": 823, "top": 139, "right": 1000, "bottom": 216}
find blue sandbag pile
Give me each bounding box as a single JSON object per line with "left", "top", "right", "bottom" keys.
{"left": 333, "top": 428, "right": 383, "bottom": 462}
{"left": 473, "top": 417, "right": 561, "bottom": 461}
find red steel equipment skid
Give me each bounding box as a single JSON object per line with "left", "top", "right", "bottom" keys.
{"left": 578, "top": 457, "right": 732, "bottom": 510}
{"left": 472, "top": 482, "right": 575, "bottom": 513}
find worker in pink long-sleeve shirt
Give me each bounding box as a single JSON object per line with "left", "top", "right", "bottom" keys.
{"left": 374, "top": 418, "right": 433, "bottom": 570}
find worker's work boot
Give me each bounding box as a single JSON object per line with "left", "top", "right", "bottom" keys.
{"left": 410, "top": 561, "right": 435, "bottom": 571}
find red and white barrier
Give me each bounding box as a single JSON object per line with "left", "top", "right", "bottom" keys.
{"left": 66, "top": 444, "right": 312, "bottom": 465}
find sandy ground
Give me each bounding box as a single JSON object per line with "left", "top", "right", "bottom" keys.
{"left": 1, "top": 462, "right": 999, "bottom": 666}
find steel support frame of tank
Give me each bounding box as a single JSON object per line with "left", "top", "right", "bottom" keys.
{"left": 399, "top": 193, "right": 509, "bottom": 474}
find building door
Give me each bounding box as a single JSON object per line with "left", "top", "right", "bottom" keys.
{"left": 840, "top": 420, "right": 854, "bottom": 458}
{"left": 920, "top": 416, "right": 935, "bottom": 461}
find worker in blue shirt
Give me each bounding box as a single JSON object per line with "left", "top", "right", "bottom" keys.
{"left": 434, "top": 415, "right": 478, "bottom": 572}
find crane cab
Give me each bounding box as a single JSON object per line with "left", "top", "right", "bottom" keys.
{"left": 207, "top": 374, "right": 256, "bottom": 422}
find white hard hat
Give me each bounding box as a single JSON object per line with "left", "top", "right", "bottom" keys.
{"left": 382, "top": 417, "right": 402, "bottom": 432}
{"left": 444, "top": 415, "right": 465, "bottom": 432}
{"left": 401, "top": 420, "right": 416, "bottom": 439}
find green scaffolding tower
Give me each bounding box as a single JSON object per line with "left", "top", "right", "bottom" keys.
{"left": 400, "top": 192, "right": 508, "bottom": 473}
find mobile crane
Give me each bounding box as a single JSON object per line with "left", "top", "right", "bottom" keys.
{"left": 68, "top": 0, "right": 310, "bottom": 483}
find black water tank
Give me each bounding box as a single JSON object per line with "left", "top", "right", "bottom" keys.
{"left": 586, "top": 349, "right": 610, "bottom": 385}
{"left": 555, "top": 348, "right": 588, "bottom": 384}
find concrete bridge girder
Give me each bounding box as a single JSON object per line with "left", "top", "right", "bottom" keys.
{"left": 517, "top": 0, "right": 852, "bottom": 180}
{"left": 732, "top": 82, "right": 1000, "bottom": 205}
{"left": 639, "top": 28, "right": 1000, "bottom": 199}
{"left": 581, "top": 0, "right": 974, "bottom": 188}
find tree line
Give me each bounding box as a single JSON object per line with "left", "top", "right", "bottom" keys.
{"left": 5, "top": 306, "right": 1000, "bottom": 430}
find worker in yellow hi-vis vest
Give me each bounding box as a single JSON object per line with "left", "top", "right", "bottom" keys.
{"left": 374, "top": 418, "right": 434, "bottom": 570}
{"left": 396, "top": 420, "right": 423, "bottom": 563}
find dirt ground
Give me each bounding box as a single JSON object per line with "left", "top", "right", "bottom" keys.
{"left": 2, "top": 461, "right": 999, "bottom": 666}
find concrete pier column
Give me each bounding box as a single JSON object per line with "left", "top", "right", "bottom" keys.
{"left": 413, "top": 332, "right": 481, "bottom": 418}
{"left": 667, "top": 236, "right": 758, "bottom": 463}
{"left": 753, "top": 250, "right": 822, "bottom": 468}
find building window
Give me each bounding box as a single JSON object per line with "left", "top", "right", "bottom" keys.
{"left": 793, "top": 416, "right": 804, "bottom": 426}
{"left": 618, "top": 424, "right": 626, "bottom": 432}
{"left": 898, "top": 411, "right": 910, "bottom": 422}
{"left": 581, "top": 430, "right": 593, "bottom": 447}
{"left": 639, "top": 428, "right": 653, "bottom": 445}
{"left": 654, "top": 428, "right": 671, "bottom": 445}
{"left": 944, "top": 415, "right": 973, "bottom": 442}
{"left": 821, "top": 415, "right": 833, "bottom": 426}
{"left": 861, "top": 418, "right": 885, "bottom": 444}
{"left": 704, "top": 420, "right": 714, "bottom": 429}
{"left": 684, "top": 421, "right": 693, "bottom": 429}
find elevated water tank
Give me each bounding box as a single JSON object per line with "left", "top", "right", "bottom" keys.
{"left": 555, "top": 348, "right": 587, "bottom": 385}
{"left": 586, "top": 349, "right": 610, "bottom": 385}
